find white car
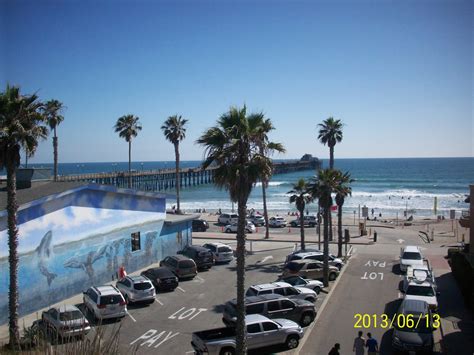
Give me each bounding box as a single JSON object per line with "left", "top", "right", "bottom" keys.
{"left": 115, "top": 275, "right": 156, "bottom": 304}
{"left": 249, "top": 215, "right": 265, "bottom": 226}
{"left": 218, "top": 213, "right": 238, "bottom": 225}
{"left": 225, "top": 221, "right": 256, "bottom": 234}
{"left": 278, "top": 275, "right": 324, "bottom": 294}
{"left": 269, "top": 216, "right": 287, "bottom": 228}
{"left": 83, "top": 285, "right": 127, "bottom": 320}
{"left": 403, "top": 264, "right": 436, "bottom": 292}
{"left": 246, "top": 282, "right": 318, "bottom": 303}
{"left": 41, "top": 305, "right": 90, "bottom": 338}
{"left": 286, "top": 251, "right": 345, "bottom": 270}
{"left": 404, "top": 280, "right": 439, "bottom": 310}
{"left": 399, "top": 245, "right": 424, "bottom": 272}
{"left": 203, "top": 242, "right": 234, "bottom": 263}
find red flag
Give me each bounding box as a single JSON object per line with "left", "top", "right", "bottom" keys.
{"left": 331, "top": 205, "right": 338, "bottom": 211}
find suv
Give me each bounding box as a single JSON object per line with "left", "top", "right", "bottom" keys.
{"left": 178, "top": 245, "right": 214, "bottom": 270}
{"left": 392, "top": 299, "right": 434, "bottom": 353}
{"left": 160, "top": 255, "right": 197, "bottom": 280}
{"left": 286, "top": 251, "right": 345, "bottom": 270}
{"left": 283, "top": 260, "right": 339, "bottom": 281}
{"left": 192, "top": 219, "right": 209, "bottom": 232}
{"left": 277, "top": 275, "right": 324, "bottom": 294}
{"left": 245, "top": 282, "right": 317, "bottom": 303}
{"left": 115, "top": 275, "right": 155, "bottom": 304}
{"left": 223, "top": 294, "right": 316, "bottom": 327}
{"left": 225, "top": 221, "right": 256, "bottom": 233}
{"left": 83, "top": 285, "right": 127, "bottom": 320}
{"left": 218, "top": 213, "right": 238, "bottom": 225}
{"left": 41, "top": 305, "right": 90, "bottom": 338}
{"left": 141, "top": 267, "right": 179, "bottom": 291}
{"left": 399, "top": 245, "right": 424, "bottom": 272}
{"left": 290, "top": 215, "right": 317, "bottom": 227}
{"left": 249, "top": 215, "right": 265, "bottom": 226}
{"left": 202, "top": 242, "right": 234, "bottom": 263}
{"left": 269, "top": 216, "right": 287, "bottom": 228}
{"left": 404, "top": 280, "right": 439, "bottom": 310}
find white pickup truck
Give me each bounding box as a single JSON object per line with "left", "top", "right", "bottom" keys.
{"left": 191, "top": 314, "right": 304, "bottom": 355}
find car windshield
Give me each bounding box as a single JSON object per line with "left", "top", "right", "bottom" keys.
{"left": 286, "top": 262, "right": 304, "bottom": 272}
{"left": 246, "top": 288, "right": 257, "bottom": 296}
{"left": 134, "top": 282, "right": 152, "bottom": 290}
{"left": 218, "top": 246, "right": 232, "bottom": 253}
{"left": 59, "top": 310, "right": 83, "bottom": 321}
{"left": 406, "top": 285, "right": 435, "bottom": 297}
{"left": 402, "top": 252, "right": 422, "bottom": 260}
{"left": 179, "top": 260, "right": 195, "bottom": 268}
{"left": 395, "top": 315, "right": 432, "bottom": 333}
{"left": 99, "top": 295, "right": 123, "bottom": 305}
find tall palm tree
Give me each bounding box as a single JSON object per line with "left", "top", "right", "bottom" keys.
{"left": 43, "top": 99, "right": 64, "bottom": 181}
{"left": 308, "top": 169, "right": 340, "bottom": 287}
{"left": 161, "top": 115, "right": 188, "bottom": 214}
{"left": 197, "top": 106, "right": 271, "bottom": 354}
{"left": 317, "top": 117, "right": 343, "bottom": 169}
{"left": 0, "top": 85, "right": 48, "bottom": 347}
{"left": 249, "top": 114, "right": 285, "bottom": 239}
{"left": 114, "top": 114, "right": 142, "bottom": 188}
{"left": 288, "top": 179, "right": 312, "bottom": 251}
{"left": 335, "top": 171, "right": 353, "bottom": 257}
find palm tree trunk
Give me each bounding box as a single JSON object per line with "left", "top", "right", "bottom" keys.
{"left": 299, "top": 206, "right": 305, "bottom": 250}
{"left": 323, "top": 206, "right": 330, "bottom": 287}
{"left": 6, "top": 159, "right": 20, "bottom": 347}
{"left": 329, "top": 145, "right": 334, "bottom": 169}
{"left": 262, "top": 180, "right": 269, "bottom": 239}
{"left": 236, "top": 195, "right": 248, "bottom": 354}
{"left": 337, "top": 203, "right": 343, "bottom": 257}
{"left": 128, "top": 140, "right": 132, "bottom": 189}
{"left": 174, "top": 143, "right": 181, "bottom": 214}
{"left": 329, "top": 209, "right": 333, "bottom": 241}
{"left": 53, "top": 127, "right": 58, "bottom": 181}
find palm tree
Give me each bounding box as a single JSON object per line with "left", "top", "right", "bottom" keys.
{"left": 0, "top": 84, "right": 48, "bottom": 347}
{"left": 161, "top": 115, "right": 188, "bottom": 214}
{"left": 114, "top": 115, "right": 142, "bottom": 188}
{"left": 335, "top": 171, "right": 353, "bottom": 257}
{"left": 317, "top": 117, "right": 343, "bottom": 169}
{"left": 288, "top": 179, "right": 312, "bottom": 250}
{"left": 197, "top": 106, "right": 271, "bottom": 354}
{"left": 43, "top": 99, "right": 65, "bottom": 181}
{"left": 249, "top": 114, "right": 285, "bottom": 239}
{"left": 308, "top": 169, "right": 340, "bottom": 287}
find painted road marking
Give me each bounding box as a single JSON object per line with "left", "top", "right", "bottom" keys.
{"left": 155, "top": 297, "right": 163, "bottom": 305}
{"left": 130, "top": 329, "right": 179, "bottom": 348}
{"left": 195, "top": 275, "right": 205, "bottom": 282}
{"left": 177, "top": 286, "right": 186, "bottom": 293}
{"left": 256, "top": 255, "right": 273, "bottom": 264}
{"left": 127, "top": 311, "right": 137, "bottom": 323}
{"left": 361, "top": 272, "right": 384, "bottom": 280}
{"left": 397, "top": 239, "right": 405, "bottom": 244}
{"left": 185, "top": 351, "right": 195, "bottom": 354}
{"left": 168, "top": 307, "right": 208, "bottom": 320}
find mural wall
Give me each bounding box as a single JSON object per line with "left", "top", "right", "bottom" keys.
{"left": 0, "top": 186, "right": 190, "bottom": 325}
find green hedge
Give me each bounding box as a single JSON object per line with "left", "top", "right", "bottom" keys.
{"left": 450, "top": 251, "right": 474, "bottom": 314}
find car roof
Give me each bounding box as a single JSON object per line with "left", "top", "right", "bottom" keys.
{"left": 399, "top": 299, "right": 429, "bottom": 314}
{"left": 288, "top": 259, "right": 320, "bottom": 265}
{"left": 251, "top": 282, "right": 291, "bottom": 290}
{"left": 245, "top": 314, "right": 270, "bottom": 324}
{"left": 95, "top": 285, "right": 120, "bottom": 295}
{"left": 403, "top": 246, "right": 421, "bottom": 253}
{"left": 145, "top": 267, "right": 174, "bottom": 277}
{"left": 169, "top": 255, "right": 192, "bottom": 261}
{"left": 127, "top": 275, "right": 151, "bottom": 283}
{"left": 407, "top": 280, "right": 433, "bottom": 287}
{"left": 290, "top": 248, "right": 322, "bottom": 255}
{"left": 56, "top": 304, "right": 81, "bottom": 313}
{"left": 229, "top": 294, "right": 283, "bottom": 305}
{"left": 293, "top": 251, "right": 323, "bottom": 257}
{"left": 186, "top": 245, "right": 210, "bottom": 252}
{"left": 204, "top": 242, "right": 230, "bottom": 247}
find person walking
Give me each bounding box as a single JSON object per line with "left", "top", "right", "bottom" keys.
{"left": 366, "top": 333, "right": 379, "bottom": 355}
{"left": 328, "top": 343, "right": 340, "bottom": 355}
{"left": 353, "top": 331, "right": 366, "bottom": 355}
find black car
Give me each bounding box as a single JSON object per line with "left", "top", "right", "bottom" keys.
{"left": 141, "top": 267, "right": 179, "bottom": 292}
{"left": 178, "top": 245, "right": 214, "bottom": 270}
{"left": 192, "top": 219, "right": 209, "bottom": 232}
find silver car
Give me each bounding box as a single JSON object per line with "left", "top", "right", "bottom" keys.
{"left": 116, "top": 275, "right": 156, "bottom": 304}
{"left": 225, "top": 221, "right": 256, "bottom": 233}
{"left": 203, "top": 242, "right": 234, "bottom": 263}
{"left": 41, "top": 305, "right": 91, "bottom": 338}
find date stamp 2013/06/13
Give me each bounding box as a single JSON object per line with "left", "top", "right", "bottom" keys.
{"left": 354, "top": 313, "right": 441, "bottom": 329}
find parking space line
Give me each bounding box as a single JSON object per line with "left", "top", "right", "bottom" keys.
{"left": 127, "top": 311, "right": 137, "bottom": 322}
{"left": 196, "top": 275, "right": 205, "bottom": 282}
{"left": 177, "top": 286, "right": 186, "bottom": 293}
{"left": 185, "top": 351, "right": 195, "bottom": 354}
{"left": 155, "top": 297, "right": 163, "bottom": 305}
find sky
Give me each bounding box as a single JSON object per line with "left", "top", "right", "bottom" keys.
{"left": 1, "top": 0, "right": 472, "bottom": 163}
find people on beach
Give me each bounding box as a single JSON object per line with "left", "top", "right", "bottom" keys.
{"left": 353, "top": 331, "right": 366, "bottom": 355}
{"left": 328, "top": 343, "right": 340, "bottom": 355}
{"left": 365, "top": 333, "right": 378, "bottom": 355}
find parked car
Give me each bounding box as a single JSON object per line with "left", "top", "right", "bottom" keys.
{"left": 225, "top": 221, "right": 256, "bottom": 234}
{"left": 191, "top": 314, "right": 304, "bottom": 354}
{"left": 286, "top": 251, "right": 345, "bottom": 270}
{"left": 223, "top": 294, "right": 316, "bottom": 327}
{"left": 178, "top": 245, "right": 214, "bottom": 270}
{"left": 277, "top": 275, "right": 324, "bottom": 294}
{"left": 245, "top": 282, "right": 317, "bottom": 303}
{"left": 83, "top": 285, "right": 127, "bottom": 320}
{"left": 392, "top": 299, "right": 434, "bottom": 353}
{"left": 115, "top": 275, "right": 155, "bottom": 304}
{"left": 268, "top": 216, "right": 287, "bottom": 228}
{"left": 399, "top": 245, "right": 424, "bottom": 272}
{"left": 218, "top": 213, "right": 239, "bottom": 225}
{"left": 160, "top": 255, "right": 197, "bottom": 280}
{"left": 282, "top": 260, "right": 339, "bottom": 281}
{"left": 141, "top": 267, "right": 179, "bottom": 291}
{"left": 285, "top": 248, "right": 322, "bottom": 263}
{"left": 403, "top": 280, "right": 439, "bottom": 310}
{"left": 192, "top": 219, "right": 209, "bottom": 232}
{"left": 248, "top": 214, "right": 265, "bottom": 226}
{"left": 41, "top": 305, "right": 90, "bottom": 338}
{"left": 289, "top": 215, "right": 317, "bottom": 227}
{"left": 402, "top": 263, "right": 437, "bottom": 292}
{"left": 202, "top": 242, "right": 234, "bottom": 263}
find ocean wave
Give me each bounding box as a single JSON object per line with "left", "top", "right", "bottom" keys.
{"left": 255, "top": 181, "right": 289, "bottom": 187}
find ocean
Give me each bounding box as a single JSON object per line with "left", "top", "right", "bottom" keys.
{"left": 16, "top": 157, "right": 474, "bottom": 217}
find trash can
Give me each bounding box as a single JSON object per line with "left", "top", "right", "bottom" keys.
{"left": 374, "top": 231, "right": 377, "bottom": 242}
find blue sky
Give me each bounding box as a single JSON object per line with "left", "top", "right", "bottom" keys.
{"left": 1, "top": 0, "right": 472, "bottom": 163}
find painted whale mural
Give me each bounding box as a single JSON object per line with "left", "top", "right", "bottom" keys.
{"left": 35, "top": 231, "right": 57, "bottom": 286}
{"left": 63, "top": 244, "right": 109, "bottom": 282}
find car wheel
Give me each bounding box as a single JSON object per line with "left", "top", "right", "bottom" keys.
{"left": 336, "top": 263, "right": 343, "bottom": 270}
{"left": 286, "top": 335, "right": 300, "bottom": 349}
{"left": 305, "top": 296, "right": 316, "bottom": 303}
{"left": 329, "top": 272, "right": 337, "bottom": 281}
{"left": 219, "top": 347, "right": 235, "bottom": 355}
{"left": 313, "top": 286, "right": 321, "bottom": 294}
{"left": 225, "top": 228, "right": 231, "bottom": 233}
{"left": 300, "top": 312, "right": 315, "bottom": 326}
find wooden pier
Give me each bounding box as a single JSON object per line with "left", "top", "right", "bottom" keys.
{"left": 57, "top": 158, "right": 321, "bottom": 192}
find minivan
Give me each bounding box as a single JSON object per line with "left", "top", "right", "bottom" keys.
{"left": 178, "top": 245, "right": 214, "bottom": 270}
{"left": 160, "top": 255, "right": 197, "bottom": 280}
